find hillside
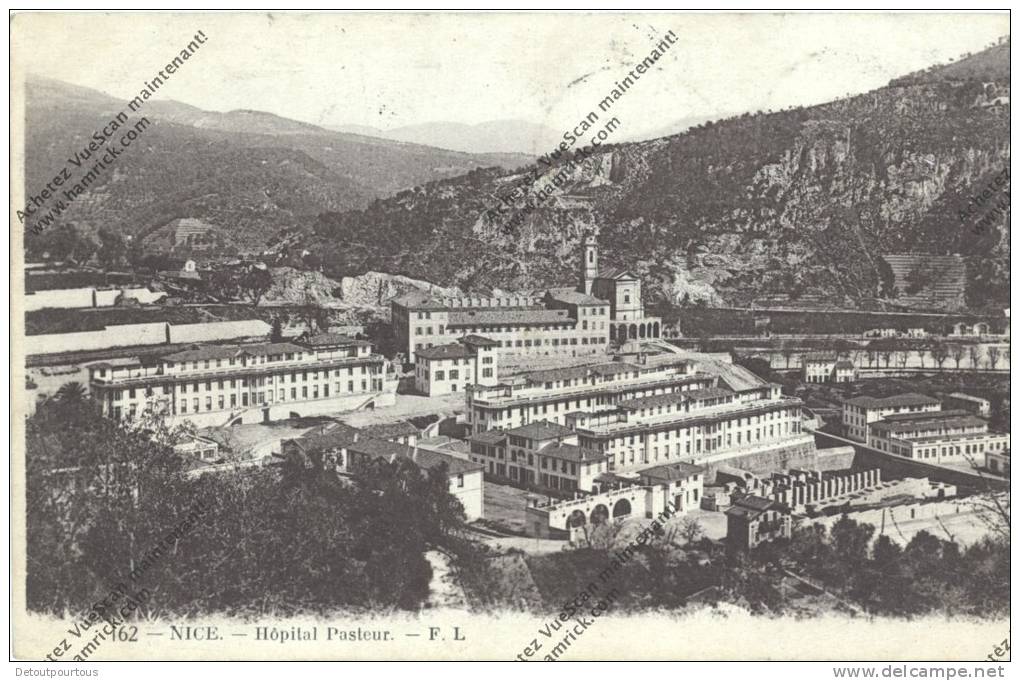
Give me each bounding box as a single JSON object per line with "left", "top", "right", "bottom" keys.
{"left": 306, "top": 41, "right": 1010, "bottom": 311}
{"left": 22, "top": 78, "right": 532, "bottom": 250}
{"left": 330, "top": 119, "right": 561, "bottom": 156}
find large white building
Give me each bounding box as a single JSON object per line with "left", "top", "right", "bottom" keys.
{"left": 841, "top": 393, "right": 942, "bottom": 443}
{"left": 89, "top": 333, "right": 397, "bottom": 427}
{"left": 466, "top": 355, "right": 713, "bottom": 435}
{"left": 391, "top": 236, "right": 661, "bottom": 362}
{"left": 842, "top": 393, "right": 1009, "bottom": 465}
{"left": 468, "top": 353, "right": 809, "bottom": 484}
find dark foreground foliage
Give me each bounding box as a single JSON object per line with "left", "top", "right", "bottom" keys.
{"left": 27, "top": 398, "right": 466, "bottom": 617}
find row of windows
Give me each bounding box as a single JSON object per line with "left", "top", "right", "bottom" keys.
{"left": 176, "top": 380, "right": 374, "bottom": 413}
{"left": 595, "top": 418, "right": 800, "bottom": 456}
{"left": 166, "top": 352, "right": 306, "bottom": 371}
{"left": 106, "top": 366, "right": 377, "bottom": 401}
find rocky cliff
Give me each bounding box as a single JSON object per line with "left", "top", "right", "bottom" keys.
{"left": 309, "top": 41, "right": 1010, "bottom": 311}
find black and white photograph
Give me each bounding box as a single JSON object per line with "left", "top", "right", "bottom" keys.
{"left": 9, "top": 9, "right": 1012, "bottom": 669}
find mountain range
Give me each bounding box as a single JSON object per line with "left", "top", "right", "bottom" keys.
{"left": 303, "top": 39, "right": 1010, "bottom": 312}
{"left": 22, "top": 78, "right": 533, "bottom": 249}
{"left": 329, "top": 120, "right": 561, "bottom": 156}
{"left": 23, "top": 38, "right": 1010, "bottom": 313}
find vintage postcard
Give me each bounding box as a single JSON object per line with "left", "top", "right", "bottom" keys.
{"left": 9, "top": 9, "right": 1011, "bottom": 667}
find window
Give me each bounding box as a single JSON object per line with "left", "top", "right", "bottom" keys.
{"left": 180, "top": 400, "right": 187, "bottom": 413}
{"left": 435, "top": 370, "right": 445, "bottom": 380}
{"left": 457, "top": 474, "right": 464, "bottom": 488}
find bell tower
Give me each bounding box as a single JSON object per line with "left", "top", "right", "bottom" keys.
{"left": 581, "top": 235, "right": 598, "bottom": 294}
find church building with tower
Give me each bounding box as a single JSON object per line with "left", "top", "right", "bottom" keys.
{"left": 392, "top": 236, "right": 661, "bottom": 362}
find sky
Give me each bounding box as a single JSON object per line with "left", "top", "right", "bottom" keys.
{"left": 12, "top": 12, "right": 1010, "bottom": 141}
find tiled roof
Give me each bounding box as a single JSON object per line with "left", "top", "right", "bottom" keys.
{"left": 538, "top": 442, "right": 606, "bottom": 463}
{"left": 834, "top": 360, "right": 855, "bottom": 370}
{"left": 595, "top": 268, "right": 637, "bottom": 281}
{"left": 416, "top": 343, "right": 475, "bottom": 360}
{"left": 447, "top": 309, "right": 573, "bottom": 327}
{"left": 470, "top": 429, "right": 509, "bottom": 445}
{"left": 460, "top": 334, "right": 501, "bottom": 347}
{"left": 411, "top": 448, "right": 484, "bottom": 475}
{"left": 871, "top": 414, "right": 987, "bottom": 435}
{"left": 545, "top": 287, "right": 609, "bottom": 306}
{"left": 844, "top": 393, "right": 940, "bottom": 409}
{"left": 589, "top": 362, "right": 642, "bottom": 376}
{"left": 726, "top": 494, "right": 776, "bottom": 516}
{"left": 639, "top": 461, "right": 704, "bottom": 482}
{"left": 162, "top": 345, "right": 243, "bottom": 362}
{"left": 617, "top": 391, "right": 688, "bottom": 411}
{"left": 881, "top": 409, "right": 972, "bottom": 422}
{"left": 90, "top": 357, "right": 144, "bottom": 369}
{"left": 684, "top": 387, "right": 734, "bottom": 401}
{"left": 521, "top": 364, "right": 593, "bottom": 384}
{"left": 293, "top": 423, "right": 481, "bottom": 475}
{"left": 506, "top": 420, "right": 574, "bottom": 441}
{"left": 362, "top": 420, "right": 420, "bottom": 440}
{"left": 163, "top": 341, "right": 307, "bottom": 362}
{"left": 421, "top": 438, "right": 471, "bottom": 455}
{"left": 301, "top": 333, "right": 368, "bottom": 348}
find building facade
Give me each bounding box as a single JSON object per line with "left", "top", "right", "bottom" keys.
{"left": 985, "top": 450, "right": 1010, "bottom": 477}
{"left": 866, "top": 409, "right": 1010, "bottom": 464}
{"left": 725, "top": 495, "right": 792, "bottom": 551}
{"left": 391, "top": 237, "right": 660, "bottom": 362}
{"left": 802, "top": 355, "right": 856, "bottom": 383}
{"left": 414, "top": 334, "right": 500, "bottom": 396}
{"left": 469, "top": 421, "right": 609, "bottom": 492}
{"left": 523, "top": 461, "right": 704, "bottom": 540}
{"left": 567, "top": 382, "right": 805, "bottom": 475}
{"left": 89, "top": 333, "right": 397, "bottom": 428}
{"left": 466, "top": 355, "right": 712, "bottom": 435}
{"left": 842, "top": 393, "right": 942, "bottom": 443}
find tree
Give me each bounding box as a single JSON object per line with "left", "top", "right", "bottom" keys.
{"left": 987, "top": 346, "right": 1001, "bottom": 371}
{"left": 949, "top": 344, "right": 966, "bottom": 370}
{"left": 780, "top": 342, "right": 794, "bottom": 369}
{"left": 930, "top": 341, "right": 949, "bottom": 371}
{"left": 880, "top": 350, "right": 893, "bottom": 368}
{"left": 238, "top": 266, "right": 273, "bottom": 308}
{"left": 270, "top": 317, "right": 284, "bottom": 342}
{"left": 968, "top": 345, "right": 984, "bottom": 371}
{"left": 678, "top": 517, "right": 704, "bottom": 545}
{"left": 96, "top": 228, "right": 127, "bottom": 270}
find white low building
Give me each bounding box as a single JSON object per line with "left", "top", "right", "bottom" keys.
{"left": 414, "top": 335, "right": 500, "bottom": 396}
{"left": 89, "top": 333, "right": 397, "bottom": 428}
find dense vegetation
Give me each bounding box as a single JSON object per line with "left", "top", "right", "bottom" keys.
{"left": 459, "top": 516, "right": 1009, "bottom": 619}
{"left": 27, "top": 397, "right": 466, "bottom": 616}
